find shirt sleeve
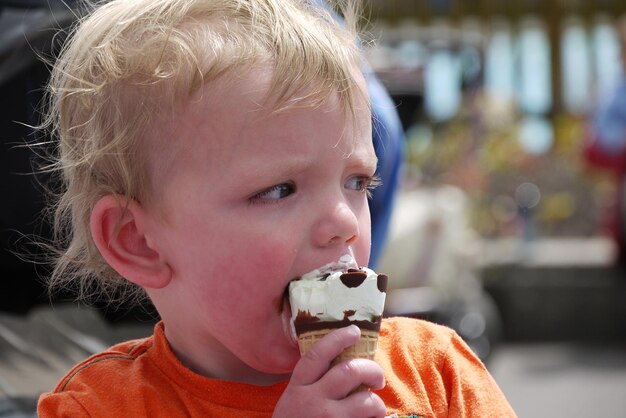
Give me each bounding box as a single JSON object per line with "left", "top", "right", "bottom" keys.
{"left": 441, "top": 331, "right": 517, "bottom": 417}
{"left": 38, "top": 392, "right": 91, "bottom": 418}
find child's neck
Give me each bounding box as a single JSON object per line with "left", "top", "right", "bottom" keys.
{"left": 165, "top": 325, "right": 291, "bottom": 386}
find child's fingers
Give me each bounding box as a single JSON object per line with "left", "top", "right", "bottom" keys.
{"left": 336, "top": 390, "right": 387, "bottom": 418}
{"left": 290, "top": 325, "right": 361, "bottom": 386}
{"left": 319, "top": 358, "right": 385, "bottom": 400}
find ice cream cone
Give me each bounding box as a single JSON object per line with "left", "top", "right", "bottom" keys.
{"left": 297, "top": 328, "right": 380, "bottom": 392}
{"left": 288, "top": 255, "right": 387, "bottom": 392}
{"left": 297, "top": 328, "right": 379, "bottom": 365}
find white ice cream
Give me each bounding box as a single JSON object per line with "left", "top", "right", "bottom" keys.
{"left": 288, "top": 255, "right": 387, "bottom": 328}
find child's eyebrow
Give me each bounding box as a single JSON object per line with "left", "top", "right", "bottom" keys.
{"left": 344, "top": 151, "right": 378, "bottom": 170}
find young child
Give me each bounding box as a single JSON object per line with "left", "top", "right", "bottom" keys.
{"left": 37, "top": 0, "right": 516, "bottom": 416}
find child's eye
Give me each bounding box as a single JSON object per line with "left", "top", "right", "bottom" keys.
{"left": 249, "top": 182, "right": 295, "bottom": 204}
{"left": 345, "top": 175, "right": 382, "bottom": 198}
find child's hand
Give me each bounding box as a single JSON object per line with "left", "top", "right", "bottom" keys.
{"left": 273, "top": 325, "right": 386, "bottom": 418}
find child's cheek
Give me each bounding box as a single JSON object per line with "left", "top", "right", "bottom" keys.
{"left": 214, "top": 237, "right": 295, "bottom": 286}
{"left": 247, "top": 240, "right": 296, "bottom": 281}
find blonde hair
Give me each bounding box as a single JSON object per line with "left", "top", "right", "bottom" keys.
{"left": 43, "top": 0, "right": 365, "bottom": 304}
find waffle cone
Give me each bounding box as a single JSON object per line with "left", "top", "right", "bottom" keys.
{"left": 297, "top": 328, "right": 379, "bottom": 366}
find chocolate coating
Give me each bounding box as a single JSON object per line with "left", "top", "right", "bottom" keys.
{"left": 295, "top": 310, "right": 320, "bottom": 324}
{"left": 377, "top": 274, "right": 388, "bottom": 293}
{"left": 293, "top": 318, "right": 382, "bottom": 336}
{"left": 343, "top": 309, "right": 357, "bottom": 320}
{"left": 339, "top": 271, "right": 367, "bottom": 288}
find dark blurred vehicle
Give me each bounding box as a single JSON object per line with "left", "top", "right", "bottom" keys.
{"left": 0, "top": 0, "right": 79, "bottom": 314}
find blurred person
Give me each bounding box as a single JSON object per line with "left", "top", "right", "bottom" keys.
{"left": 364, "top": 67, "right": 405, "bottom": 268}
{"left": 584, "top": 15, "right": 626, "bottom": 268}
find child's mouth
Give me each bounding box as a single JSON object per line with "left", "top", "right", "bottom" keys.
{"left": 281, "top": 295, "right": 298, "bottom": 349}
{"left": 272, "top": 283, "right": 297, "bottom": 348}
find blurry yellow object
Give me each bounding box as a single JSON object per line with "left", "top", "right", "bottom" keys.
{"left": 552, "top": 113, "right": 586, "bottom": 158}
{"left": 538, "top": 192, "right": 576, "bottom": 221}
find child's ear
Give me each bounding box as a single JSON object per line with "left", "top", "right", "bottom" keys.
{"left": 90, "top": 195, "right": 172, "bottom": 289}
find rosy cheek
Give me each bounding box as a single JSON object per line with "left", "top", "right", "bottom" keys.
{"left": 213, "top": 238, "right": 294, "bottom": 287}
{"left": 249, "top": 241, "right": 295, "bottom": 281}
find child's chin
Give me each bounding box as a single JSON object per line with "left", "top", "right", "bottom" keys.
{"left": 255, "top": 351, "right": 300, "bottom": 377}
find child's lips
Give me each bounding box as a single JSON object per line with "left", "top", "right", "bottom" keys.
{"left": 272, "top": 284, "right": 298, "bottom": 349}
{"left": 274, "top": 278, "right": 295, "bottom": 314}
{"left": 281, "top": 296, "right": 298, "bottom": 349}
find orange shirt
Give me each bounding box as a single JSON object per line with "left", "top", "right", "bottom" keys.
{"left": 38, "top": 317, "right": 516, "bottom": 417}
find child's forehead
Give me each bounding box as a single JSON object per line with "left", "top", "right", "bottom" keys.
{"left": 143, "top": 63, "right": 370, "bottom": 185}
{"left": 168, "top": 62, "right": 368, "bottom": 130}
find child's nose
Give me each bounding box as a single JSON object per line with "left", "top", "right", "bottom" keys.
{"left": 312, "top": 198, "right": 360, "bottom": 248}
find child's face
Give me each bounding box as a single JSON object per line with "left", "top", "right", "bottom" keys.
{"left": 142, "top": 67, "right": 376, "bottom": 381}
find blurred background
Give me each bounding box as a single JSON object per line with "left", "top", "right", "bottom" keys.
{"left": 367, "top": 0, "right": 626, "bottom": 416}
{"left": 1, "top": 0, "right": 626, "bottom": 417}
{"left": 366, "top": 0, "right": 624, "bottom": 251}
